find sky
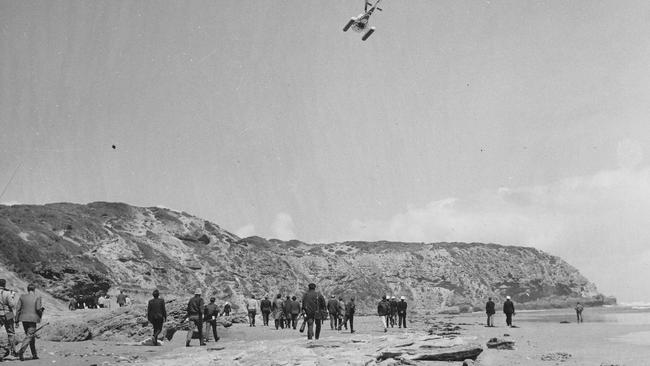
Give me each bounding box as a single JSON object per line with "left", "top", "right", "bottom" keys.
{"left": 1, "top": 1, "right": 650, "bottom": 303}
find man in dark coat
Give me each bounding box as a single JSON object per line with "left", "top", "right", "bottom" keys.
{"left": 185, "top": 288, "right": 205, "bottom": 347}
{"left": 223, "top": 302, "right": 231, "bottom": 316}
{"left": 503, "top": 296, "right": 515, "bottom": 327}
{"left": 283, "top": 296, "right": 292, "bottom": 328}
{"left": 345, "top": 297, "right": 356, "bottom": 333}
{"left": 203, "top": 297, "right": 220, "bottom": 342}
{"left": 377, "top": 295, "right": 391, "bottom": 332}
{"left": 260, "top": 296, "right": 272, "bottom": 326}
{"left": 327, "top": 295, "right": 339, "bottom": 330}
{"left": 147, "top": 289, "right": 167, "bottom": 346}
{"left": 302, "top": 283, "right": 326, "bottom": 340}
{"left": 15, "top": 284, "right": 44, "bottom": 361}
{"left": 289, "top": 296, "right": 301, "bottom": 329}
{"left": 485, "top": 297, "right": 496, "bottom": 327}
{"left": 397, "top": 296, "right": 408, "bottom": 328}
{"left": 389, "top": 296, "right": 398, "bottom": 327}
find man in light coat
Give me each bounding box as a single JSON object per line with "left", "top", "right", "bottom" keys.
{"left": 15, "top": 284, "right": 44, "bottom": 361}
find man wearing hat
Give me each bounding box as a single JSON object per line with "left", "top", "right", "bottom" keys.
{"left": 397, "top": 296, "right": 408, "bottom": 328}
{"left": 327, "top": 295, "right": 339, "bottom": 330}
{"left": 0, "top": 279, "right": 16, "bottom": 358}
{"left": 503, "top": 296, "right": 515, "bottom": 327}
{"left": 185, "top": 288, "right": 205, "bottom": 347}
{"left": 203, "top": 297, "right": 220, "bottom": 342}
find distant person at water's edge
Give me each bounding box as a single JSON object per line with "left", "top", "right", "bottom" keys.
{"left": 503, "top": 296, "right": 515, "bottom": 327}
{"left": 575, "top": 302, "right": 584, "bottom": 323}
{"left": 485, "top": 297, "right": 495, "bottom": 327}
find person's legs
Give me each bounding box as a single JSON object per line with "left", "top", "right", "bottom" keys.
{"left": 211, "top": 321, "right": 218, "bottom": 341}
{"left": 17, "top": 322, "right": 36, "bottom": 359}
{"left": 152, "top": 319, "right": 163, "bottom": 345}
{"left": 307, "top": 317, "right": 314, "bottom": 340}
{"left": 292, "top": 314, "right": 298, "bottom": 329}
{"left": 505, "top": 313, "right": 512, "bottom": 327}
{"left": 195, "top": 319, "right": 204, "bottom": 345}
{"left": 381, "top": 315, "right": 387, "bottom": 331}
{"left": 349, "top": 314, "right": 354, "bottom": 333}
{"left": 4, "top": 318, "right": 15, "bottom": 356}
{"left": 329, "top": 313, "right": 335, "bottom": 330}
{"left": 315, "top": 318, "right": 322, "bottom": 339}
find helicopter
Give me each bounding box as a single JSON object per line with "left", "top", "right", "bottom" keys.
{"left": 343, "top": 0, "right": 383, "bottom": 41}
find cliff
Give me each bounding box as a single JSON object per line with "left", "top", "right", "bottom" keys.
{"left": 0, "top": 202, "right": 613, "bottom": 312}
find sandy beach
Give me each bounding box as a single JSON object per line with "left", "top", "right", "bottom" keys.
{"left": 3, "top": 306, "right": 648, "bottom": 365}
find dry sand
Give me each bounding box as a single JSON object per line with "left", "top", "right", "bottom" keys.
{"left": 3, "top": 306, "right": 649, "bottom": 365}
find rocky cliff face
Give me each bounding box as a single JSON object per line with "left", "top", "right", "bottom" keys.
{"left": 0, "top": 202, "right": 612, "bottom": 312}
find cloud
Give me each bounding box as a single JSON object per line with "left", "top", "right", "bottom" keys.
{"left": 350, "top": 163, "right": 650, "bottom": 302}
{"left": 234, "top": 223, "right": 256, "bottom": 238}
{"left": 271, "top": 213, "right": 296, "bottom": 240}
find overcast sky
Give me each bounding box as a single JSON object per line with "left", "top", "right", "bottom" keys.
{"left": 2, "top": 1, "right": 649, "bottom": 303}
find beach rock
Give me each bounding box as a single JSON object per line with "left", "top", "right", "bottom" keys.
{"left": 462, "top": 360, "right": 476, "bottom": 366}
{"left": 486, "top": 337, "right": 515, "bottom": 350}
{"left": 541, "top": 352, "right": 571, "bottom": 362}
{"left": 376, "top": 336, "right": 482, "bottom": 362}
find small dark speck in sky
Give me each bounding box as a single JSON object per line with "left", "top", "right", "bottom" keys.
{"left": 112, "top": 145, "right": 116, "bottom": 149}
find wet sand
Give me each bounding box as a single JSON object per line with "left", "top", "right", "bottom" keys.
{"left": 5, "top": 307, "right": 650, "bottom": 365}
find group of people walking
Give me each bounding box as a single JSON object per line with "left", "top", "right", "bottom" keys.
{"left": 377, "top": 295, "right": 408, "bottom": 332}
{"left": 243, "top": 285, "right": 358, "bottom": 340}
{"left": 0, "top": 279, "right": 45, "bottom": 361}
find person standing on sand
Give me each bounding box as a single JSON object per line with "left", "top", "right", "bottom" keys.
{"left": 345, "top": 297, "right": 356, "bottom": 333}
{"left": 260, "top": 296, "right": 272, "bottom": 326}
{"left": 301, "top": 283, "right": 326, "bottom": 340}
{"left": 389, "top": 296, "right": 398, "bottom": 327}
{"left": 246, "top": 295, "right": 258, "bottom": 327}
{"left": 147, "top": 289, "right": 167, "bottom": 346}
{"left": 503, "top": 296, "right": 515, "bottom": 327}
{"left": 397, "top": 296, "right": 408, "bottom": 328}
{"left": 378, "top": 295, "right": 391, "bottom": 332}
{"left": 327, "top": 295, "right": 339, "bottom": 330}
{"left": 203, "top": 297, "right": 220, "bottom": 342}
{"left": 185, "top": 288, "right": 205, "bottom": 347}
{"left": 0, "top": 279, "right": 16, "bottom": 358}
{"left": 289, "top": 296, "right": 301, "bottom": 329}
{"left": 285, "top": 296, "right": 293, "bottom": 328}
{"left": 337, "top": 297, "right": 346, "bottom": 330}
{"left": 15, "top": 284, "right": 44, "bottom": 361}
{"left": 575, "top": 302, "right": 584, "bottom": 323}
{"left": 485, "top": 297, "right": 496, "bottom": 327}
{"left": 272, "top": 294, "right": 285, "bottom": 330}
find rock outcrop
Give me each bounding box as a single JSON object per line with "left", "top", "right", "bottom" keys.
{"left": 0, "top": 202, "right": 613, "bottom": 313}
